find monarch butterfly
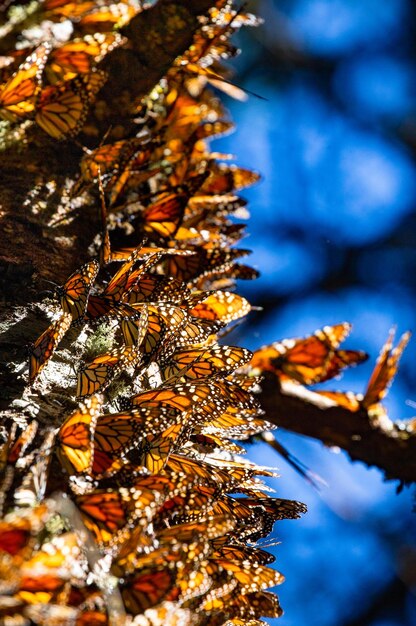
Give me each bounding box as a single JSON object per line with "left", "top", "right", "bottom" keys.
{"left": 212, "top": 543, "right": 276, "bottom": 566}
{"left": 123, "top": 273, "right": 188, "bottom": 305}
{"left": 75, "top": 488, "right": 155, "bottom": 545}
{"left": 56, "top": 395, "right": 102, "bottom": 475}
{"left": 362, "top": 330, "right": 411, "bottom": 411}
{"left": 130, "top": 385, "right": 202, "bottom": 413}
{"left": 158, "top": 516, "right": 234, "bottom": 545}
{"left": 320, "top": 348, "right": 369, "bottom": 382}
{"left": 170, "top": 312, "right": 221, "bottom": 350}
{"left": 0, "top": 44, "right": 50, "bottom": 122}
{"left": 125, "top": 422, "right": 187, "bottom": 474}
{"left": 241, "top": 496, "right": 308, "bottom": 522}
{"left": 119, "top": 303, "right": 184, "bottom": 352}
{"left": 193, "top": 119, "right": 235, "bottom": 142}
{"left": 42, "top": 0, "right": 139, "bottom": 30}
{"left": 156, "top": 483, "right": 219, "bottom": 521}
{"left": 73, "top": 610, "right": 108, "bottom": 626}
{"left": 166, "top": 453, "right": 259, "bottom": 489}
{"left": 107, "top": 149, "right": 164, "bottom": 207}
{"left": 203, "top": 589, "right": 283, "bottom": 620}
{"left": 188, "top": 290, "right": 251, "bottom": 324}
{"left": 203, "top": 262, "right": 260, "bottom": 287}
{"left": 211, "top": 494, "right": 260, "bottom": 527}
{"left": 203, "top": 408, "right": 265, "bottom": 438}
{"left": 199, "top": 162, "right": 260, "bottom": 194}
{"left": 90, "top": 405, "right": 185, "bottom": 476}
{"left": 85, "top": 252, "right": 161, "bottom": 320}
{"left": 165, "top": 246, "right": 250, "bottom": 283}
{"left": 47, "top": 33, "right": 126, "bottom": 82}
{"left": 137, "top": 173, "right": 208, "bottom": 240}
{"left": 205, "top": 558, "right": 284, "bottom": 593}
{"left": 81, "top": 476, "right": 175, "bottom": 543}
{"left": 35, "top": 70, "right": 107, "bottom": 140}
{"left": 210, "top": 378, "right": 261, "bottom": 411}
{"left": 179, "top": 7, "right": 245, "bottom": 70}
{"left": 140, "top": 191, "right": 191, "bottom": 240}
{"left": 29, "top": 311, "right": 72, "bottom": 384}
{"left": 132, "top": 378, "right": 259, "bottom": 425}
{"left": 77, "top": 137, "right": 158, "bottom": 202}
{"left": 187, "top": 192, "right": 248, "bottom": 216}
{"left": 209, "top": 6, "right": 262, "bottom": 28}
{"left": 78, "top": 138, "right": 134, "bottom": 184}
{"left": 250, "top": 322, "right": 355, "bottom": 386}
{"left": 56, "top": 259, "right": 99, "bottom": 324}
{"left": 174, "top": 222, "right": 247, "bottom": 250}
{"left": 165, "top": 453, "right": 233, "bottom": 487}
{"left": 130, "top": 380, "right": 228, "bottom": 422}
{"left": 78, "top": 2, "right": 140, "bottom": 31}
{"left": 105, "top": 250, "right": 162, "bottom": 303}
{"left": 188, "top": 432, "right": 246, "bottom": 455}
{"left": 160, "top": 345, "right": 252, "bottom": 382}
{"left": 76, "top": 489, "right": 134, "bottom": 544}
{"left": 120, "top": 567, "right": 176, "bottom": 615}
{"left": 76, "top": 341, "right": 144, "bottom": 398}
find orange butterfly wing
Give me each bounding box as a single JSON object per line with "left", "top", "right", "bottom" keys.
{"left": 251, "top": 323, "right": 352, "bottom": 385}
{"left": 121, "top": 568, "right": 175, "bottom": 614}
{"left": 0, "top": 44, "right": 50, "bottom": 122}
{"left": 29, "top": 311, "right": 72, "bottom": 383}
{"left": 35, "top": 70, "right": 106, "bottom": 140}
{"left": 0, "top": 521, "right": 31, "bottom": 556}
{"left": 188, "top": 290, "right": 251, "bottom": 324}
{"left": 76, "top": 344, "right": 142, "bottom": 398}
{"left": 160, "top": 345, "right": 252, "bottom": 382}
{"left": 362, "top": 330, "right": 411, "bottom": 410}
{"left": 57, "top": 259, "right": 99, "bottom": 323}
{"left": 47, "top": 33, "right": 125, "bottom": 81}
{"left": 57, "top": 396, "right": 102, "bottom": 474}
{"left": 142, "top": 192, "right": 188, "bottom": 239}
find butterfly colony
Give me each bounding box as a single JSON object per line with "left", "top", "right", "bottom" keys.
{"left": 0, "top": 1, "right": 412, "bottom": 625}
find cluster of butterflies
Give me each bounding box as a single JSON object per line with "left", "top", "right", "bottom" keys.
{"left": 1, "top": 3, "right": 314, "bottom": 625}
{"left": 2, "top": 0, "right": 413, "bottom": 623}
{"left": 250, "top": 322, "right": 411, "bottom": 417}
{"left": 4, "top": 237, "right": 310, "bottom": 625}
{"left": 0, "top": 0, "right": 142, "bottom": 139}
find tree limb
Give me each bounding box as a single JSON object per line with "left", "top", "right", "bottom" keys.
{"left": 259, "top": 373, "right": 416, "bottom": 484}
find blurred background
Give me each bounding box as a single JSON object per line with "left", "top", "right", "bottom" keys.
{"left": 214, "top": 0, "right": 416, "bottom": 624}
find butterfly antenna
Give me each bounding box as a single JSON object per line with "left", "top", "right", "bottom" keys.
{"left": 207, "top": 73, "right": 268, "bottom": 102}
{"left": 260, "top": 431, "right": 327, "bottom": 490}
{"left": 39, "top": 277, "right": 59, "bottom": 289}
{"left": 73, "top": 139, "right": 90, "bottom": 154}
{"left": 101, "top": 125, "right": 113, "bottom": 146}
{"left": 217, "top": 317, "right": 246, "bottom": 340}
